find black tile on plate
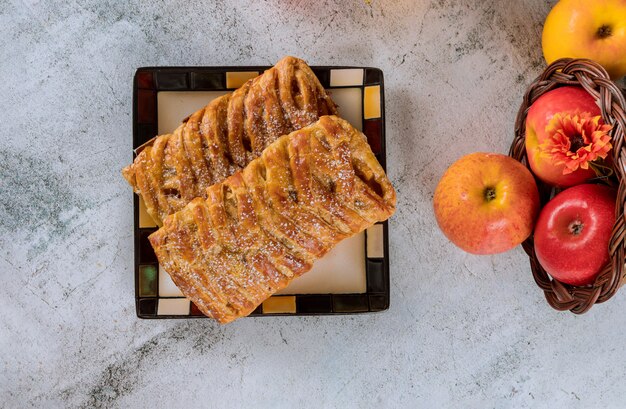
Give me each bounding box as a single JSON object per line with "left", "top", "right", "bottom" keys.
{"left": 312, "top": 68, "right": 330, "bottom": 88}
{"left": 366, "top": 259, "right": 386, "bottom": 293}
{"left": 296, "top": 295, "right": 333, "bottom": 313}
{"left": 136, "top": 123, "right": 157, "bottom": 147}
{"left": 138, "top": 299, "right": 157, "bottom": 316}
{"left": 156, "top": 72, "right": 189, "bottom": 90}
{"left": 365, "top": 68, "right": 382, "bottom": 85}
{"left": 191, "top": 71, "right": 226, "bottom": 90}
{"left": 139, "top": 229, "right": 158, "bottom": 263}
{"left": 369, "top": 295, "right": 389, "bottom": 312}
{"left": 332, "top": 294, "right": 369, "bottom": 313}
{"left": 249, "top": 305, "right": 263, "bottom": 316}
{"left": 363, "top": 119, "right": 383, "bottom": 154}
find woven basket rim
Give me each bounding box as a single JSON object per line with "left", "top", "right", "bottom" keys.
{"left": 509, "top": 58, "right": 626, "bottom": 314}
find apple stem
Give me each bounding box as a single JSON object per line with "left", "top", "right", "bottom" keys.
{"left": 484, "top": 187, "right": 496, "bottom": 202}
{"left": 596, "top": 25, "right": 612, "bottom": 39}
{"left": 568, "top": 220, "right": 584, "bottom": 236}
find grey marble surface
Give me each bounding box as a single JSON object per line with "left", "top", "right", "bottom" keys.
{"left": 3, "top": 0, "right": 626, "bottom": 408}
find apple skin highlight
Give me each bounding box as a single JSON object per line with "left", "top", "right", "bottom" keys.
{"left": 433, "top": 152, "right": 540, "bottom": 255}
{"left": 533, "top": 184, "right": 616, "bottom": 286}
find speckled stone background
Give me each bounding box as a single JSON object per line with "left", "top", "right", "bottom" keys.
{"left": 3, "top": 0, "right": 626, "bottom": 407}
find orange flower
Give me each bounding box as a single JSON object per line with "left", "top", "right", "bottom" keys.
{"left": 539, "top": 111, "right": 613, "bottom": 175}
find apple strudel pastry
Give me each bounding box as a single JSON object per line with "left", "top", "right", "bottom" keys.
{"left": 122, "top": 56, "right": 338, "bottom": 225}
{"left": 149, "top": 116, "right": 396, "bottom": 323}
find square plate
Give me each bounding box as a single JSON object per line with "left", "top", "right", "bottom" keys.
{"left": 132, "top": 65, "right": 390, "bottom": 318}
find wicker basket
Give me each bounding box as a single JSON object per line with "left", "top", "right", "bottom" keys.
{"left": 509, "top": 58, "right": 626, "bottom": 314}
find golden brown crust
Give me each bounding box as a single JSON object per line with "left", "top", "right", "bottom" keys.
{"left": 149, "top": 116, "right": 396, "bottom": 324}
{"left": 122, "top": 56, "right": 338, "bottom": 225}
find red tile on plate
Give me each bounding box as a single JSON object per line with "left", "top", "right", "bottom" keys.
{"left": 136, "top": 71, "right": 154, "bottom": 89}
{"left": 363, "top": 119, "right": 382, "bottom": 154}
{"left": 190, "top": 302, "right": 205, "bottom": 316}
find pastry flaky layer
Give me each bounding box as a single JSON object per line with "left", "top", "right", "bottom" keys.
{"left": 149, "top": 116, "right": 396, "bottom": 324}
{"left": 122, "top": 56, "right": 338, "bottom": 225}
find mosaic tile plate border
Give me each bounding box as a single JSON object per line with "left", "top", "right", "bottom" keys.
{"left": 132, "top": 65, "right": 390, "bottom": 319}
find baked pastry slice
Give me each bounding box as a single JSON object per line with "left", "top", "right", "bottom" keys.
{"left": 149, "top": 116, "right": 396, "bottom": 324}
{"left": 122, "top": 56, "right": 338, "bottom": 225}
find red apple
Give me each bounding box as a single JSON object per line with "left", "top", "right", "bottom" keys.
{"left": 525, "top": 86, "right": 611, "bottom": 187}
{"left": 433, "top": 152, "right": 540, "bottom": 255}
{"left": 534, "top": 184, "right": 616, "bottom": 286}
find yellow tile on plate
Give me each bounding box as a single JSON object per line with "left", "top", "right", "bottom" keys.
{"left": 262, "top": 296, "right": 296, "bottom": 314}
{"left": 139, "top": 196, "right": 157, "bottom": 228}
{"left": 226, "top": 71, "right": 259, "bottom": 89}
{"left": 364, "top": 85, "right": 381, "bottom": 119}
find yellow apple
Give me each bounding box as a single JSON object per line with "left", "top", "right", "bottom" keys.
{"left": 542, "top": 0, "right": 626, "bottom": 79}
